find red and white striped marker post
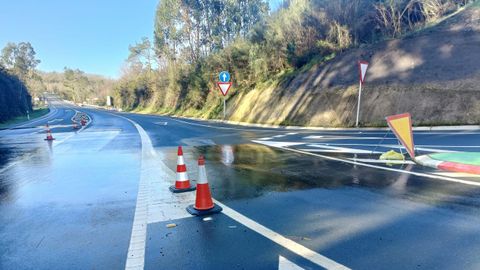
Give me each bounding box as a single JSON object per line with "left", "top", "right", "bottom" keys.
{"left": 44, "top": 124, "right": 55, "bottom": 141}
{"left": 169, "top": 146, "right": 196, "bottom": 193}
{"left": 187, "top": 155, "right": 222, "bottom": 216}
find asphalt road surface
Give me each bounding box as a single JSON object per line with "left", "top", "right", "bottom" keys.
{"left": 1, "top": 98, "right": 480, "bottom": 270}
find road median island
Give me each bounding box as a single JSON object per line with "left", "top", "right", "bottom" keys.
{"left": 416, "top": 152, "right": 480, "bottom": 175}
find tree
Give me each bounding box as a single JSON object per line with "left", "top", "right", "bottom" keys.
{"left": 0, "top": 42, "right": 40, "bottom": 80}
{"left": 128, "top": 37, "right": 154, "bottom": 72}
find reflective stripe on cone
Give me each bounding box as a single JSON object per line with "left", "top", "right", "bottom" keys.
{"left": 169, "top": 146, "right": 196, "bottom": 193}
{"left": 187, "top": 156, "right": 222, "bottom": 215}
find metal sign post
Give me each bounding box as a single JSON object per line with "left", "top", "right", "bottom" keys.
{"left": 223, "top": 98, "right": 226, "bottom": 120}
{"left": 217, "top": 71, "right": 232, "bottom": 121}
{"left": 27, "top": 110, "right": 30, "bottom": 120}
{"left": 356, "top": 61, "right": 369, "bottom": 127}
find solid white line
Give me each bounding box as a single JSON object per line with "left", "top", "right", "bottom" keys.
{"left": 214, "top": 200, "right": 350, "bottom": 270}
{"left": 433, "top": 172, "right": 480, "bottom": 178}
{"left": 306, "top": 144, "right": 383, "bottom": 154}
{"left": 415, "top": 147, "right": 456, "bottom": 153}
{"left": 321, "top": 143, "right": 480, "bottom": 148}
{"left": 114, "top": 114, "right": 151, "bottom": 270}
{"left": 348, "top": 158, "right": 415, "bottom": 165}
{"left": 308, "top": 143, "right": 455, "bottom": 154}
{"left": 253, "top": 141, "right": 305, "bottom": 148}
{"left": 303, "top": 135, "right": 397, "bottom": 140}
{"left": 169, "top": 118, "right": 288, "bottom": 133}
{"left": 115, "top": 113, "right": 349, "bottom": 269}
{"left": 253, "top": 141, "right": 480, "bottom": 187}
{"left": 113, "top": 113, "right": 196, "bottom": 269}
{"left": 299, "top": 149, "right": 384, "bottom": 154}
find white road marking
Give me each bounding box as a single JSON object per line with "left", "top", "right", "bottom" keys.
{"left": 253, "top": 140, "right": 480, "bottom": 187}
{"left": 279, "top": 255, "right": 304, "bottom": 270}
{"left": 433, "top": 172, "right": 480, "bottom": 178}
{"left": 169, "top": 118, "right": 294, "bottom": 133}
{"left": 299, "top": 149, "right": 383, "bottom": 154}
{"left": 348, "top": 158, "right": 415, "bottom": 165}
{"left": 47, "top": 118, "right": 63, "bottom": 124}
{"left": 305, "top": 143, "right": 460, "bottom": 154}
{"left": 116, "top": 114, "right": 349, "bottom": 270}
{"left": 321, "top": 143, "right": 480, "bottom": 149}
{"left": 118, "top": 116, "right": 151, "bottom": 270}
{"left": 415, "top": 147, "right": 456, "bottom": 153}
{"left": 306, "top": 144, "right": 383, "bottom": 154}
{"left": 154, "top": 121, "right": 168, "bottom": 126}
{"left": 112, "top": 114, "right": 195, "bottom": 270}
{"left": 254, "top": 141, "right": 305, "bottom": 148}
{"left": 214, "top": 200, "right": 350, "bottom": 270}
{"left": 258, "top": 137, "right": 274, "bottom": 140}
{"left": 303, "top": 135, "right": 323, "bottom": 139}
{"left": 303, "top": 135, "right": 397, "bottom": 140}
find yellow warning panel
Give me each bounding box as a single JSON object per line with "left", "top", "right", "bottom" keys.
{"left": 386, "top": 113, "right": 415, "bottom": 159}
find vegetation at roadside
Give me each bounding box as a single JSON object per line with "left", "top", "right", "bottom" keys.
{"left": 0, "top": 41, "right": 38, "bottom": 122}
{"left": 113, "top": 0, "right": 477, "bottom": 119}
{"left": 0, "top": 107, "right": 49, "bottom": 128}
{"left": 2, "top": 0, "right": 477, "bottom": 125}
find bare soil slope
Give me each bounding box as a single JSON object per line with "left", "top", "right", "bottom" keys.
{"left": 228, "top": 4, "right": 480, "bottom": 127}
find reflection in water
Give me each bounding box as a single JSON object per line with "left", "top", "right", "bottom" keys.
{"left": 190, "top": 143, "right": 386, "bottom": 201}
{"left": 389, "top": 164, "right": 413, "bottom": 194}
{"left": 0, "top": 139, "right": 53, "bottom": 202}
{"left": 220, "top": 145, "right": 234, "bottom": 166}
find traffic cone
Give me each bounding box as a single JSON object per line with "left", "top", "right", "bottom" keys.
{"left": 81, "top": 119, "right": 86, "bottom": 126}
{"left": 169, "top": 146, "right": 196, "bottom": 193}
{"left": 187, "top": 156, "right": 222, "bottom": 216}
{"left": 44, "top": 124, "right": 55, "bottom": 141}
{"left": 73, "top": 121, "right": 80, "bottom": 129}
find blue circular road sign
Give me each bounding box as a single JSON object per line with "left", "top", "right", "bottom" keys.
{"left": 219, "top": 71, "right": 230, "bottom": 82}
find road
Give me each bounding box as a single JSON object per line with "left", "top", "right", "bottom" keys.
{"left": 1, "top": 98, "right": 480, "bottom": 270}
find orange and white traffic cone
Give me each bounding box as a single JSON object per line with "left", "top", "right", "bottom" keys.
{"left": 169, "top": 146, "right": 196, "bottom": 193}
{"left": 44, "top": 124, "right": 55, "bottom": 141}
{"left": 73, "top": 121, "right": 80, "bottom": 130}
{"left": 80, "top": 119, "right": 86, "bottom": 126}
{"left": 186, "top": 156, "right": 222, "bottom": 216}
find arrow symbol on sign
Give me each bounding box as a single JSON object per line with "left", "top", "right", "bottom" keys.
{"left": 223, "top": 73, "right": 227, "bottom": 82}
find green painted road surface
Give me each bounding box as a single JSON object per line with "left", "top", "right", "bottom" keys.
{"left": 430, "top": 152, "right": 480, "bottom": 166}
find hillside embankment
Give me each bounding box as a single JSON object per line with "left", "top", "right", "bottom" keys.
{"left": 224, "top": 4, "right": 480, "bottom": 127}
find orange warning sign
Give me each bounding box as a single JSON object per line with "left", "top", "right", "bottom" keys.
{"left": 386, "top": 113, "right": 415, "bottom": 159}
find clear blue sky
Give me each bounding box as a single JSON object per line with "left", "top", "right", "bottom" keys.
{"left": 0, "top": 0, "right": 281, "bottom": 79}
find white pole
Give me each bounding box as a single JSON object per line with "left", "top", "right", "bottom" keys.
{"left": 355, "top": 81, "right": 362, "bottom": 127}
{"left": 223, "top": 97, "right": 226, "bottom": 120}
{"left": 27, "top": 111, "right": 30, "bottom": 120}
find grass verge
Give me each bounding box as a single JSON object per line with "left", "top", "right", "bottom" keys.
{"left": 0, "top": 107, "right": 50, "bottom": 129}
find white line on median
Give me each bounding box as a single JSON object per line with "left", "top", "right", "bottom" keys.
{"left": 253, "top": 140, "right": 480, "bottom": 187}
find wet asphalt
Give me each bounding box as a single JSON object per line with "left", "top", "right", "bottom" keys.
{"left": 1, "top": 99, "right": 480, "bottom": 269}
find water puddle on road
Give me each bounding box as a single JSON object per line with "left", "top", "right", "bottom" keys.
{"left": 159, "top": 144, "right": 480, "bottom": 212}
{"left": 161, "top": 144, "right": 402, "bottom": 200}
